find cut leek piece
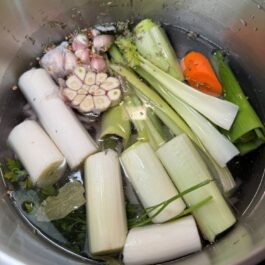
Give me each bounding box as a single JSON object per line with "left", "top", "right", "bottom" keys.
{"left": 134, "top": 18, "right": 184, "bottom": 81}
{"left": 7, "top": 120, "right": 66, "bottom": 187}
{"left": 123, "top": 215, "right": 201, "bottom": 265}
{"left": 212, "top": 51, "right": 265, "bottom": 155}
{"left": 100, "top": 104, "right": 131, "bottom": 146}
{"left": 124, "top": 95, "right": 165, "bottom": 150}
{"left": 85, "top": 149, "right": 127, "bottom": 255}
{"left": 121, "top": 142, "right": 186, "bottom": 223}
{"left": 18, "top": 68, "right": 98, "bottom": 169}
{"left": 157, "top": 134, "right": 236, "bottom": 242}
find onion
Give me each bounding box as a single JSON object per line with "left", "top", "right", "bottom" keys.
{"left": 93, "top": 34, "right": 114, "bottom": 52}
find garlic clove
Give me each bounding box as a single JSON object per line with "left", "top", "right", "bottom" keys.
{"left": 93, "top": 35, "right": 114, "bottom": 52}
{"left": 72, "top": 34, "right": 89, "bottom": 51}
{"left": 80, "top": 95, "right": 94, "bottom": 112}
{"left": 100, "top": 77, "right": 120, "bottom": 91}
{"left": 85, "top": 72, "right": 96, "bottom": 85}
{"left": 63, "top": 89, "right": 77, "bottom": 101}
{"left": 96, "top": 72, "right": 108, "bottom": 85}
{"left": 74, "top": 66, "right": 86, "bottom": 81}
{"left": 93, "top": 95, "right": 111, "bottom": 112}
{"left": 89, "top": 85, "right": 100, "bottom": 95}
{"left": 72, "top": 94, "right": 86, "bottom": 106}
{"left": 93, "top": 88, "right": 106, "bottom": 96}
{"left": 66, "top": 75, "right": 83, "bottom": 91}
{"left": 108, "top": 89, "right": 121, "bottom": 106}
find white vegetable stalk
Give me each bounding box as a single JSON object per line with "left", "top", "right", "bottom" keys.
{"left": 123, "top": 215, "right": 201, "bottom": 265}
{"left": 121, "top": 142, "right": 186, "bottom": 223}
{"left": 18, "top": 68, "right": 98, "bottom": 169}
{"left": 163, "top": 91, "right": 239, "bottom": 167}
{"left": 84, "top": 149, "right": 127, "bottom": 255}
{"left": 140, "top": 56, "right": 239, "bottom": 130}
{"left": 157, "top": 134, "right": 236, "bottom": 242}
{"left": 7, "top": 120, "right": 66, "bottom": 187}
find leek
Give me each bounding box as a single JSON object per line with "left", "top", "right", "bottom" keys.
{"left": 85, "top": 149, "right": 127, "bottom": 255}
{"left": 121, "top": 142, "right": 186, "bottom": 223}
{"left": 124, "top": 94, "right": 166, "bottom": 150}
{"left": 116, "top": 38, "right": 239, "bottom": 130}
{"left": 136, "top": 66, "right": 239, "bottom": 167}
{"left": 7, "top": 120, "right": 66, "bottom": 187}
{"left": 123, "top": 216, "right": 201, "bottom": 265}
{"left": 134, "top": 18, "right": 184, "bottom": 81}
{"left": 100, "top": 104, "right": 131, "bottom": 146}
{"left": 212, "top": 51, "right": 265, "bottom": 155}
{"left": 157, "top": 134, "right": 236, "bottom": 242}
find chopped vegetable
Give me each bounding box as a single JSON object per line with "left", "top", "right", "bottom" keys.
{"left": 134, "top": 18, "right": 184, "bottom": 81}
{"left": 212, "top": 51, "right": 265, "bottom": 155}
{"left": 36, "top": 181, "right": 86, "bottom": 221}
{"left": 7, "top": 120, "right": 66, "bottom": 187}
{"left": 123, "top": 216, "right": 201, "bottom": 265}
{"left": 124, "top": 94, "right": 165, "bottom": 150}
{"left": 85, "top": 150, "right": 127, "bottom": 255}
{"left": 116, "top": 38, "right": 239, "bottom": 130}
{"left": 63, "top": 66, "right": 121, "bottom": 114}
{"left": 18, "top": 68, "right": 98, "bottom": 169}
{"left": 121, "top": 142, "right": 186, "bottom": 223}
{"left": 181, "top": 51, "right": 222, "bottom": 96}
{"left": 100, "top": 104, "right": 131, "bottom": 146}
{"left": 157, "top": 134, "right": 236, "bottom": 242}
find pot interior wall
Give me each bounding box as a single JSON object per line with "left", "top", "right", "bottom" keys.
{"left": 0, "top": 1, "right": 265, "bottom": 265}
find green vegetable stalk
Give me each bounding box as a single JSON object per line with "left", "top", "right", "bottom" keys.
{"left": 100, "top": 104, "right": 131, "bottom": 146}
{"left": 134, "top": 19, "right": 184, "bottom": 81}
{"left": 212, "top": 51, "right": 265, "bottom": 155}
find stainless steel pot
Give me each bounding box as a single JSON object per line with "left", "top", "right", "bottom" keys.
{"left": 0, "top": 0, "right": 265, "bottom": 264}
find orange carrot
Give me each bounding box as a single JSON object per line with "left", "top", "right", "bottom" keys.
{"left": 181, "top": 51, "right": 222, "bottom": 97}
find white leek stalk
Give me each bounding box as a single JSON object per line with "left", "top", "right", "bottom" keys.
{"left": 7, "top": 120, "right": 66, "bottom": 187}
{"left": 123, "top": 215, "right": 201, "bottom": 265}
{"left": 157, "top": 134, "right": 236, "bottom": 242}
{"left": 84, "top": 149, "right": 127, "bottom": 255}
{"left": 121, "top": 142, "right": 186, "bottom": 223}
{"left": 18, "top": 68, "right": 98, "bottom": 169}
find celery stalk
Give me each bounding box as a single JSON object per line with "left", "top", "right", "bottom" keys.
{"left": 157, "top": 134, "right": 236, "bottom": 242}
{"left": 212, "top": 51, "right": 265, "bottom": 155}
{"left": 134, "top": 18, "right": 184, "bottom": 81}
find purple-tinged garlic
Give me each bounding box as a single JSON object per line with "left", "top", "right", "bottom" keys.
{"left": 75, "top": 48, "right": 91, "bottom": 64}
{"left": 72, "top": 33, "right": 89, "bottom": 51}
{"left": 90, "top": 54, "right": 107, "bottom": 72}
{"left": 93, "top": 34, "right": 114, "bottom": 52}
{"left": 40, "top": 42, "right": 77, "bottom": 79}
{"left": 62, "top": 66, "right": 121, "bottom": 114}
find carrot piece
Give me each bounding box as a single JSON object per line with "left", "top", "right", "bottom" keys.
{"left": 181, "top": 51, "right": 222, "bottom": 97}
